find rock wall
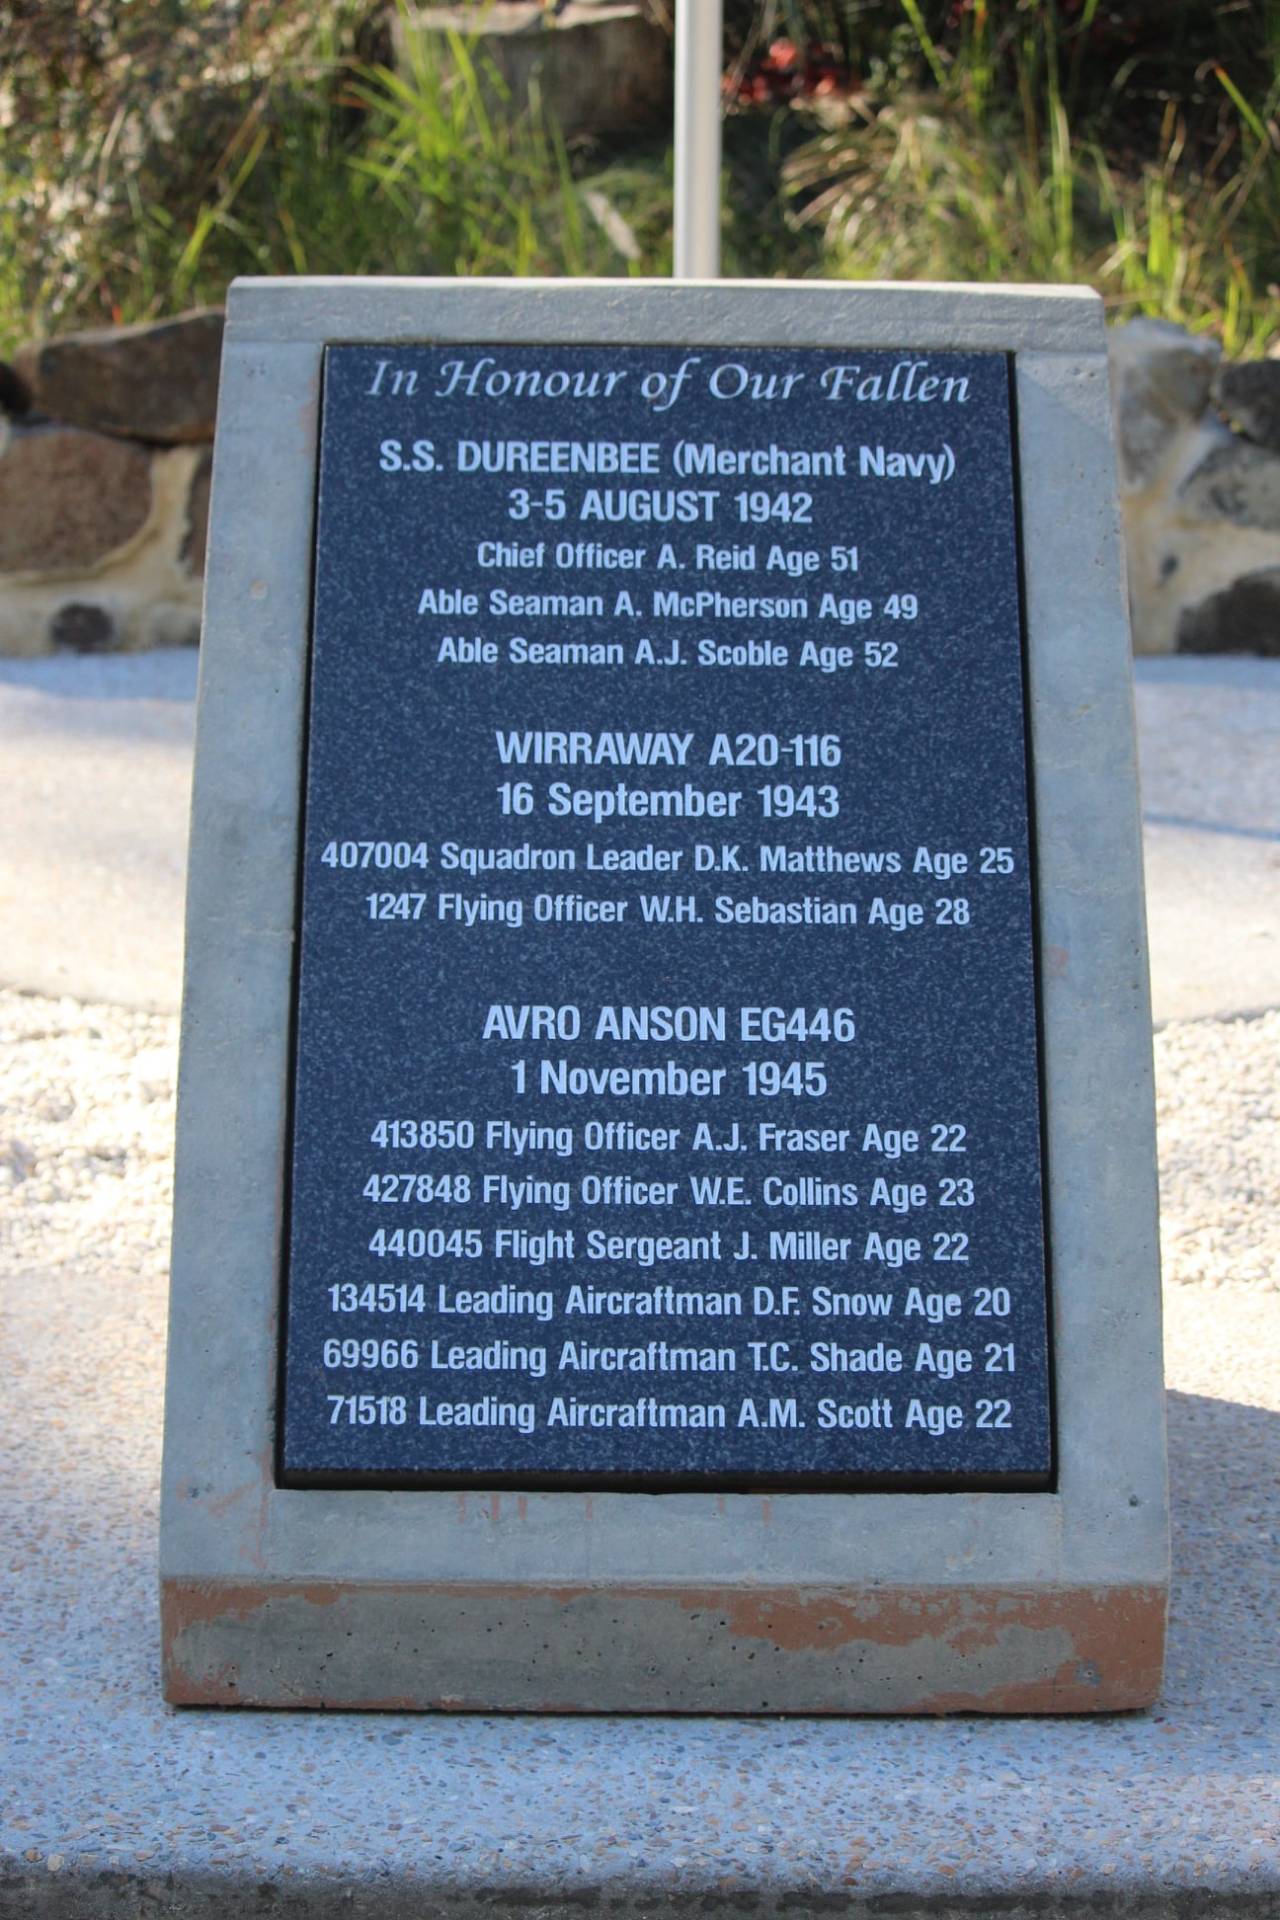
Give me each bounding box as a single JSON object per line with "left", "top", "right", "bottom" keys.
{"left": 0, "top": 311, "right": 219, "bottom": 655}
{"left": 1112, "top": 319, "right": 1280, "bottom": 655}
{"left": 393, "top": 4, "right": 672, "bottom": 143}
{"left": 1, "top": 307, "right": 1278, "bottom": 656}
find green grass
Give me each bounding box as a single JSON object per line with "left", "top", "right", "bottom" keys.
{"left": 0, "top": 7, "right": 664, "bottom": 353}
{"left": 0, "top": 1, "right": 1276, "bottom": 358}
{"left": 781, "top": 1, "right": 1280, "bottom": 354}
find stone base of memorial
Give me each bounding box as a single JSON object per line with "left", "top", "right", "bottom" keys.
{"left": 160, "top": 277, "right": 1167, "bottom": 1713}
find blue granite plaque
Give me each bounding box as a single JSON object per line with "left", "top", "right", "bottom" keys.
{"left": 278, "top": 343, "right": 1051, "bottom": 1488}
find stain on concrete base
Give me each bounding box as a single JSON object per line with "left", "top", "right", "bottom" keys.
{"left": 162, "top": 1578, "right": 1166, "bottom": 1714}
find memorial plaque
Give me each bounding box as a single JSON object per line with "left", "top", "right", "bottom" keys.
{"left": 281, "top": 344, "right": 1050, "bottom": 1488}
{"left": 161, "top": 281, "right": 1168, "bottom": 1714}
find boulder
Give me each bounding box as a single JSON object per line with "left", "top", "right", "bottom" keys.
{"left": 182, "top": 449, "right": 213, "bottom": 577}
{"left": 48, "top": 603, "right": 120, "bottom": 652}
{"left": 1177, "top": 566, "right": 1280, "bottom": 656}
{"left": 0, "top": 360, "right": 31, "bottom": 416}
{"left": 12, "top": 308, "right": 224, "bottom": 444}
{"left": 1213, "top": 359, "right": 1280, "bottom": 456}
{"left": 0, "top": 438, "right": 205, "bottom": 657}
{"left": 1176, "top": 436, "right": 1280, "bottom": 533}
{"left": 394, "top": 3, "right": 671, "bottom": 141}
{"left": 1109, "top": 317, "right": 1220, "bottom": 488}
{"left": 0, "top": 424, "right": 153, "bottom": 574}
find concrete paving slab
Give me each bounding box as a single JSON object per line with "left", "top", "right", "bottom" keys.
{"left": 0, "top": 652, "right": 1275, "bottom": 1023}
{"left": 1135, "top": 657, "right": 1280, "bottom": 1023}
{"left": 0, "top": 651, "right": 196, "bottom": 1014}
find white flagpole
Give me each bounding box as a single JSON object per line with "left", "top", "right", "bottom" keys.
{"left": 673, "top": 0, "right": 723, "bottom": 279}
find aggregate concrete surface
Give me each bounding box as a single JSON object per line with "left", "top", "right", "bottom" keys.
{"left": 1, "top": 650, "right": 1278, "bottom": 1918}
{"left": 1136, "top": 656, "right": 1280, "bottom": 1023}
{"left": 0, "top": 651, "right": 196, "bottom": 1012}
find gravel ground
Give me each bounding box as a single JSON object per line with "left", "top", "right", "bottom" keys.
{"left": 1156, "top": 1008, "right": 1279, "bottom": 1290}
{"left": 2, "top": 988, "right": 1274, "bottom": 1297}
{"left": 0, "top": 991, "right": 175, "bottom": 1282}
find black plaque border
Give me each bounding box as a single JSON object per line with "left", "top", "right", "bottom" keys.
{"left": 1004, "top": 349, "right": 1060, "bottom": 1499}
{"left": 274, "top": 339, "right": 1056, "bottom": 1499}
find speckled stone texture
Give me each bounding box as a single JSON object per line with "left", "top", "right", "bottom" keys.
{"left": 0, "top": 1139, "right": 1276, "bottom": 1911}
{"left": 281, "top": 342, "right": 1049, "bottom": 1490}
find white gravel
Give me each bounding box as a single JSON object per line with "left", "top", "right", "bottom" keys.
{"left": 1156, "top": 1009, "right": 1279, "bottom": 1290}
{"left": 0, "top": 990, "right": 175, "bottom": 1280}
{"left": 1, "top": 986, "right": 1274, "bottom": 1295}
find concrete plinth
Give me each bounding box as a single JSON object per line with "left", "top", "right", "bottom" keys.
{"left": 161, "top": 278, "right": 1167, "bottom": 1712}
